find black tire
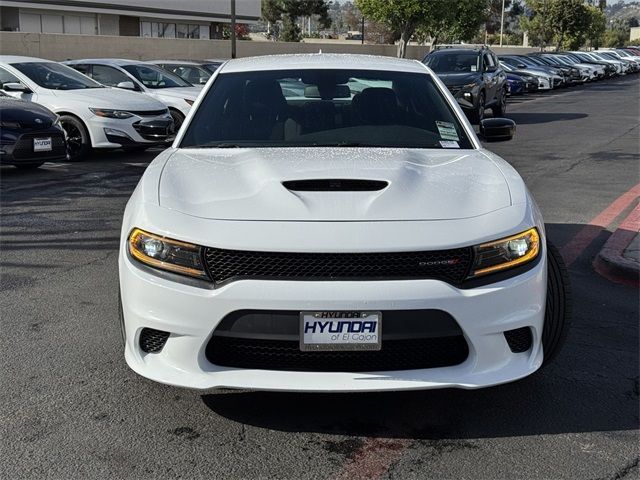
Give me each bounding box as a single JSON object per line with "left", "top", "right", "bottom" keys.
{"left": 169, "top": 109, "right": 185, "bottom": 133}
{"left": 15, "top": 162, "right": 44, "bottom": 170}
{"left": 59, "top": 114, "right": 90, "bottom": 161}
{"left": 541, "top": 240, "right": 572, "bottom": 367}
{"left": 118, "top": 288, "right": 126, "bottom": 348}
{"left": 469, "top": 91, "right": 485, "bottom": 124}
{"left": 491, "top": 87, "right": 507, "bottom": 117}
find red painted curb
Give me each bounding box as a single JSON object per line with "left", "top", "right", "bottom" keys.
{"left": 594, "top": 204, "right": 640, "bottom": 288}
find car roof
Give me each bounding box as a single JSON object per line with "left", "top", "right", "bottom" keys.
{"left": 64, "top": 58, "right": 151, "bottom": 66}
{"left": 0, "top": 55, "right": 54, "bottom": 64}
{"left": 429, "top": 49, "right": 482, "bottom": 56}
{"left": 218, "top": 54, "right": 429, "bottom": 74}
{"left": 149, "top": 60, "right": 203, "bottom": 65}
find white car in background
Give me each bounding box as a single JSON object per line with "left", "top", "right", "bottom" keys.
{"left": 65, "top": 59, "right": 202, "bottom": 130}
{"left": 119, "top": 54, "right": 571, "bottom": 392}
{"left": 0, "top": 56, "right": 173, "bottom": 160}
{"left": 148, "top": 60, "right": 213, "bottom": 86}
{"left": 500, "top": 62, "right": 554, "bottom": 90}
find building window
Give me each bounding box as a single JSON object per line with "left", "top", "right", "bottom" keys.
{"left": 142, "top": 21, "right": 209, "bottom": 39}
{"left": 19, "top": 11, "right": 96, "bottom": 34}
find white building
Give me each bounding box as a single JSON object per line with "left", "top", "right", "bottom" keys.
{"left": 0, "top": 0, "right": 260, "bottom": 39}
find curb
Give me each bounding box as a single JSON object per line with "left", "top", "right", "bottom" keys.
{"left": 594, "top": 205, "right": 640, "bottom": 288}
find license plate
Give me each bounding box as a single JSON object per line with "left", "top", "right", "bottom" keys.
{"left": 300, "top": 311, "right": 381, "bottom": 352}
{"left": 33, "top": 138, "right": 52, "bottom": 152}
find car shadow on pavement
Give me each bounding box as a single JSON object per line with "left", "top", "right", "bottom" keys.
{"left": 507, "top": 112, "right": 588, "bottom": 125}
{"left": 202, "top": 223, "right": 639, "bottom": 440}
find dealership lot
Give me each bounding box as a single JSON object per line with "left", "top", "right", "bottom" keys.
{"left": 1, "top": 74, "right": 638, "bottom": 480}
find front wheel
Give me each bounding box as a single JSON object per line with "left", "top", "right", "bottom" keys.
{"left": 169, "top": 109, "right": 185, "bottom": 133}
{"left": 541, "top": 241, "right": 572, "bottom": 367}
{"left": 491, "top": 88, "right": 507, "bottom": 117}
{"left": 468, "top": 91, "right": 485, "bottom": 124}
{"left": 59, "top": 115, "right": 90, "bottom": 162}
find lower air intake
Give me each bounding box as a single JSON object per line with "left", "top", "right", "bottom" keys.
{"left": 139, "top": 328, "right": 170, "bottom": 353}
{"left": 504, "top": 327, "right": 533, "bottom": 353}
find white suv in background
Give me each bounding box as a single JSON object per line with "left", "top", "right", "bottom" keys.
{"left": 0, "top": 56, "right": 173, "bottom": 160}
{"left": 65, "top": 59, "right": 203, "bottom": 130}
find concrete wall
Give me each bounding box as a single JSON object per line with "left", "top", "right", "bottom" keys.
{"left": 0, "top": 31, "right": 538, "bottom": 62}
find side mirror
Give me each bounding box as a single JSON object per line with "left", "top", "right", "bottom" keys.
{"left": 116, "top": 81, "right": 136, "bottom": 91}
{"left": 485, "top": 65, "right": 497, "bottom": 73}
{"left": 2, "top": 82, "right": 31, "bottom": 93}
{"left": 479, "top": 118, "right": 516, "bottom": 142}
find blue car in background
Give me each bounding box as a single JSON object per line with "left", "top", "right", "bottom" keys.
{"left": 506, "top": 73, "right": 525, "bottom": 96}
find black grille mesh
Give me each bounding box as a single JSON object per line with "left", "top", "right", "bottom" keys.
{"left": 139, "top": 328, "right": 170, "bottom": 353}
{"left": 207, "top": 336, "right": 469, "bottom": 372}
{"left": 203, "top": 247, "right": 473, "bottom": 286}
{"left": 13, "top": 133, "right": 66, "bottom": 160}
{"left": 504, "top": 327, "right": 532, "bottom": 353}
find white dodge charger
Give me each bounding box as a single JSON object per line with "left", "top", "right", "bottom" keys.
{"left": 119, "top": 54, "right": 571, "bottom": 392}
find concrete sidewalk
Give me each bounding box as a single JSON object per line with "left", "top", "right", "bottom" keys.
{"left": 594, "top": 203, "right": 640, "bottom": 287}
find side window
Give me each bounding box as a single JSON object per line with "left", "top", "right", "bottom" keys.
{"left": 71, "top": 64, "right": 92, "bottom": 76}
{"left": 0, "top": 66, "right": 21, "bottom": 86}
{"left": 92, "top": 65, "right": 132, "bottom": 87}
{"left": 483, "top": 53, "right": 495, "bottom": 70}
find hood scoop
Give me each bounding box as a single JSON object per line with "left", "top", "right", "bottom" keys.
{"left": 282, "top": 179, "right": 388, "bottom": 192}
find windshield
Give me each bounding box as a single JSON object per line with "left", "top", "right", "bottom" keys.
{"left": 122, "top": 64, "right": 191, "bottom": 89}
{"left": 163, "top": 64, "right": 211, "bottom": 85}
{"left": 11, "top": 62, "right": 104, "bottom": 90}
{"left": 424, "top": 53, "right": 480, "bottom": 73}
{"left": 180, "top": 69, "right": 473, "bottom": 149}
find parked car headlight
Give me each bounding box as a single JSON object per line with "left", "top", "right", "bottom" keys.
{"left": 0, "top": 120, "right": 21, "bottom": 129}
{"left": 468, "top": 228, "right": 540, "bottom": 278}
{"left": 128, "top": 228, "right": 208, "bottom": 279}
{"left": 89, "top": 108, "right": 134, "bottom": 119}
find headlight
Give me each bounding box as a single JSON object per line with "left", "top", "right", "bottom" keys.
{"left": 128, "top": 228, "right": 208, "bottom": 279}
{"left": 89, "top": 108, "right": 134, "bottom": 119}
{"left": 468, "top": 228, "right": 540, "bottom": 278}
{"left": 0, "top": 120, "right": 21, "bottom": 129}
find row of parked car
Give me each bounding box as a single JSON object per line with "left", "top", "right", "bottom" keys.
{"left": 0, "top": 57, "right": 224, "bottom": 168}
{"left": 423, "top": 46, "right": 640, "bottom": 123}
{"left": 0, "top": 47, "right": 638, "bottom": 169}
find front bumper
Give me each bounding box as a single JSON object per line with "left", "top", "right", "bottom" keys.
{"left": 87, "top": 113, "right": 174, "bottom": 149}
{"left": 119, "top": 242, "right": 547, "bottom": 392}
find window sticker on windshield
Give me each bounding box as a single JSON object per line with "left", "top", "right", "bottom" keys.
{"left": 436, "top": 121, "right": 460, "bottom": 141}
{"left": 440, "top": 140, "right": 460, "bottom": 148}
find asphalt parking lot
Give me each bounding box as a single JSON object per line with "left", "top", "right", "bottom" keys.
{"left": 1, "top": 75, "right": 638, "bottom": 480}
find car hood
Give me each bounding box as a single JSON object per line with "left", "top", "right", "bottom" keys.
{"left": 158, "top": 148, "right": 512, "bottom": 221}
{"left": 0, "top": 97, "right": 57, "bottom": 127}
{"left": 151, "top": 87, "right": 202, "bottom": 101}
{"left": 52, "top": 87, "right": 165, "bottom": 110}
{"left": 435, "top": 72, "right": 481, "bottom": 86}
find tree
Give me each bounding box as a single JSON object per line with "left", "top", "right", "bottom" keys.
{"left": 520, "top": 0, "right": 555, "bottom": 49}
{"left": 547, "top": 0, "right": 590, "bottom": 50}
{"left": 355, "top": 0, "right": 433, "bottom": 58}
{"left": 356, "top": 0, "right": 486, "bottom": 57}
{"left": 261, "top": 0, "right": 331, "bottom": 42}
{"left": 585, "top": 5, "right": 606, "bottom": 49}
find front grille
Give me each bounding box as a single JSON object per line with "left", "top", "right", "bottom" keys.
{"left": 504, "top": 327, "right": 532, "bottom": 353}
{"left": 132, "top": 120, "right": 173, "bottom": 141}
{"left": 139, "top": 327, "right": 170, "bottom": 353}
{"left": 12, "top": 133, "right": 66, "bottom": 160}
{"left": 207, "top": 336, "right": 469, "bottom": 372}
{"left": 202, "top": 247, "right": 473, "bottom": 287}
{"left": 129, "top": 109, "right": 169, "bottom": 117}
